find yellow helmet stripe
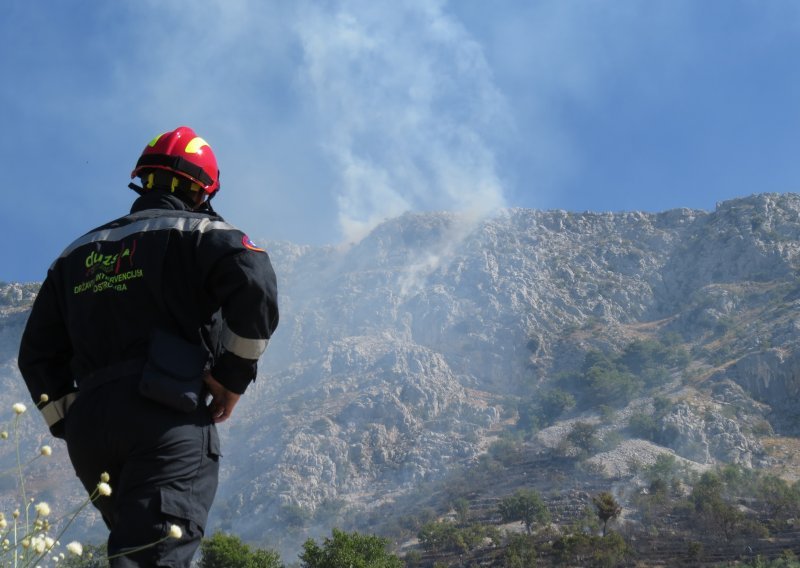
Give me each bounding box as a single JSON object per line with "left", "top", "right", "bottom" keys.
{"left": 184, "top": 136, "right": 209, "bottom": 154}
{"left": 148, "top": 133, "right": 165, "bottom": 148}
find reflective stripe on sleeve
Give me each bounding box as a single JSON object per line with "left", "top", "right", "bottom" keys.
{"left": 40, "top": 393, "right": 78, "bottom": 428}
{"left": 221, "top": 323, "right": 268, "bottom": 360}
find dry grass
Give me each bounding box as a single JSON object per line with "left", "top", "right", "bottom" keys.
{"left": 762, "top": 436, "right": 800, "bottom": 483}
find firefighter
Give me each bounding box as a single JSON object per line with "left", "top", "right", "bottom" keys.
{"left": 17, "top": 126, "right": 279, "bottom": 567}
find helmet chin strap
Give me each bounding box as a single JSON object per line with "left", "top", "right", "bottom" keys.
{"left": 196, "top": 190, "right": 217, "bottom": 213}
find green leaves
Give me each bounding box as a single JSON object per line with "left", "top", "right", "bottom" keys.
{"left": 592, "top": 491, "right": 622, "bottom": 537}
{"left": 198, "top": 532, "right": 282, "bottom": 568}
{"left": 498, "top": 489, "right": 550, "bottom": 535}
{"left": 300, "top": 528, "right": 401, "bottom": 568}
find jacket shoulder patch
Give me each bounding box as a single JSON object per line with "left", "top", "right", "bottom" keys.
{"left": 242, "top": 235, "right": 265, "bottom": 253}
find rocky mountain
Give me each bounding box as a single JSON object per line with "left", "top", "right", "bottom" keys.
{"left": 1, "top": 192, "right": 800, "bottom": 557}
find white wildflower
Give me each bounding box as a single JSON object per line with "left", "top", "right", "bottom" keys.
{"left": 39, "top": 394, "right": 49, "bottom": 403}
{"left": 168, "top": 524, "right": 182, "bottom": 539}
{"left": 31, "top": 536, "right": 46, "bottom": 554}
{"left": 100, "top": 472, "right": 110, "bottom": 483}
{"left": 66, "top": 541, "right": 83, "bottom": 556}
{"left": 12, "top": 403, "right": 26, "bottom": 415}
{"left": 40, "top": 445, "right": 52, "bottom": 457}
{"left": 97, "top": 482, "right": 112, "bottom": 497}
{"left": 34, "top": 502, "right": 50, "bottom": 517}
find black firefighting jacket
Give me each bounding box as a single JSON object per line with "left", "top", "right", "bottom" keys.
{"left": 18, "top": 191, "right": 279, "bottom": 437}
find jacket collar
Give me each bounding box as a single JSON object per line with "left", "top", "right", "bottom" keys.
{"left": 130, "top": 191, "right": 194, "bottom": 214}
{"left": 129, "top": 190, "right": 224, "bottom": 221}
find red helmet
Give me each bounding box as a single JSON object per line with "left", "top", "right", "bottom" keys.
{"left": 131, "top": 126, "right": 220, "bottom": 195}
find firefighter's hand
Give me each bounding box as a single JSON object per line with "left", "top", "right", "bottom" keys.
{"left": 204, "top": 373, "right": 241, "bottom": 423}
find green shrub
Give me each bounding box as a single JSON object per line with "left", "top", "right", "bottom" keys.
{"left": 628, "top": 412, "right": 659, "bottom": 441}
{"left": 567, "top": 422, "right": 601, "bottom": 457}
{"left": 300, "top": 528, "right": 401, "bottom": 568}
{"left": 199, "top": 532, "right": 283, "bottom": 568}
{"left": 503, "top": 533, "right": 537, "bottom": 567}
{"left": 418, "top": 521, "right": 498, "bottom": 555}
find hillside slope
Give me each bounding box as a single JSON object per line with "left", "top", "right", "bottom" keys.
{"left": 1, "top": 192, "right": 800, "bottom": 558}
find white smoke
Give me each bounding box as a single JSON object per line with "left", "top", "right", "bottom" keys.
{"left": 295, "top": 0, "right": 508, "bottom": 243}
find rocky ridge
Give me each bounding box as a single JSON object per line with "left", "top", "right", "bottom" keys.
{"left": 0, "top": 193, "right": 799, "bottom": 549}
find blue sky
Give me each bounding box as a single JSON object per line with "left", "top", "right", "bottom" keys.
{"left": 3, "top": 1, "right": 800, "bottom": 282}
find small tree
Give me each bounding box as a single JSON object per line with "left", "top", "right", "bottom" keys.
{"left": 690, "top": 472, "right": 744, "bottom": 542}
{"left": 758, "top": 474, "right": 800, "bottom": 524}
{"left": 645, "top": 453, "right": 682, "bottom": 486}
{"left": 579, "top": 350, "right": 642, "bottom": 406}
{"left": 300, "top": 528, "right": 402, "bottom": 568}
{"left": 198, "top": 532, "right": 283, "bottom": 568}
{"left": 593, "top": 492, "right": 622, "bottom": 537}
{"left": 567, "top": 422, "right": 600, "bottom": 457}
{"left": 498, "top": 489, "right": 550, "bottom": 535}
{"left": 453, "top": 497, "right": 470, "bottom": 525}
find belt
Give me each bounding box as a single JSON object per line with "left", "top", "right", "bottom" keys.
{"left": 78, "top": 358, "right": 146, "bottom": 392}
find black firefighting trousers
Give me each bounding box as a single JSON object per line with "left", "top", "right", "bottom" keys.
{"left": 64, "top": 371, "right": 220, "bottom": 567}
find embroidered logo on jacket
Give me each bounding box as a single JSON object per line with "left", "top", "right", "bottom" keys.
{"left": 73, "top": 239, "right": 144, "bottom": 295}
